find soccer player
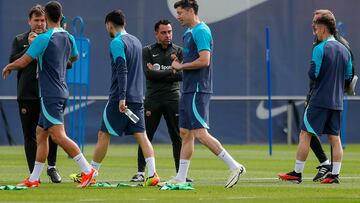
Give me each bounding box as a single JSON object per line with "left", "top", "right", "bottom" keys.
{"left": 278, "top": 10, "right": 352, "bottom": 184}
{"left": 2, "top": 1, "right": 96, "bottom": 188}
{"left": 130, "top": 20, "right": 189, "bottom": 182}
{"left": 9, "top": 4, "right": 61, "bottom": 183}
{"left": 306, "top": 9, "right": 356, "bottom": 182}
{"left": 89, "top": 10, "right": 160, "bottom": 186}
{"left": 167, "top": 0, "right": 245, "bottom": 188}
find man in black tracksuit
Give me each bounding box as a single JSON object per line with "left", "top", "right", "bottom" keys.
{"left": 130, "top": 20, "right": 185, "bottom": 182}
{"left": 9, "top": 5, "right": 61, "bottom": 183}
{"left": 307, "top": 9, "right": 355, "bottom": 182}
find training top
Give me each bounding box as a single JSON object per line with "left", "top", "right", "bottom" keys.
{"left": 308, "top": 36, "right": 352, "bottom": 110}
{"left": 108, "top": 31, "right": 144, "bottom": 103}
{"left": 26, "top": 27, "right": 78, "bottom": 99}
{"left": 182, "top": 21, "right": 213, "bottom": 94}
{"left": 143, "top": 42, "right": 183, "bottom": 102}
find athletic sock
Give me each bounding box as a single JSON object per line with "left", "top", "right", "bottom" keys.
{"left": 294, "top": 160, "right": 305, "bottom": 173}
{"left": 145, "top": 157, "right": 156, "bottom": 177}
{"left": 175, "top": 159, "right": 190, "bottom": 182}
{"left": 29, "top": 161, "right": 45, "bottom": 182}
{"left": 73, "top": 153, "right": 92, "bottom": 173}
{"left": 91, "top": 160, "right": 101, "bottom": 171}
{"left": 217, "top": 149, "right": 240, "bottom": 170}
{"left": 320, "top": 160, "right": 330, "bottom": 166}
{"left": 332, "top": 162, "right": 341, "bottom": 175}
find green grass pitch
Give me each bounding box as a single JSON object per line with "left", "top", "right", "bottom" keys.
{"left": 0, "top": 144, "right": 359, "bottom": 202}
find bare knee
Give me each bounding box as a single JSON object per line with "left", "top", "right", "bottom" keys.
{"left": 193, "top": 128, "right": 209, "bottom": 144}
{"left": 98, "top": 131, "right": 111, "bottom": 144}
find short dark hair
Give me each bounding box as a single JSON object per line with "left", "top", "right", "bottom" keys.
{"left": 105, "top": 10, "right": 125, "bottom": 27}
{"left": 28, "top": 5, "right": 45, "bottom": 19}
{"left": 154, "top": 20, "right": 171, "bottom": 31}
{"left": 45, "top": 1, "right": 62, "bottom": 23}
{"left": 315, "top": 12, "right": 336, "bottom": 35}
{"left": 174, "top": 0, "right": 199, "bottom": 15}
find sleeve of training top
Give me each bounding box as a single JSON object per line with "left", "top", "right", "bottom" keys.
{"left": 25, "top": 34, "right": 49, "bottom": 59}
{"left": 309, "top": 44, "right": 324, "bottom": 80}
{"left": 9, "top": 36, "right": 28, "bottom": 63}
{"left": 193, "top": 28, "right": 212, "bottom": 53}
{"left": 142, "top": 46, "right": 172, "bottom": 81}
{"left": 110, "top": 39, "right": 127, "bottom": 100}
{"left": 68, "top": 34, "right": 79, "bottom": 58}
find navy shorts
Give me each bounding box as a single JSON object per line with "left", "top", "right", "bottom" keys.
{"left": 38, "top": 97, "right": 67, "bottom": 130}
{"left": 301, "top": 105, "right": 342, "bottom": 136}
{"left": 100, "top": 101, "right": 145, "bottom": 136}
{"left": 179, "top": 92, "right": 210, "bottom": 130}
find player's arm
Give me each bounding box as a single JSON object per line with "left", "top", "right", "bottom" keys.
{"left": 172, "top": 50, "right": 210, "bottom": 70}
{"left": 172, "top": 28, "right": 212, "bottom": 71}
{"left": 111, "top": 40, "right": 127, "bottom": 112}
{"left": 2, "top": 54, "right": 33, "bottom": 79}
{"left": 3, "top": 33, "right": 48, "bottom": 79}
{"left": 143, "top": 46, "right": 173, "bottom": 80}
{"left": 69, "top": 34, "right": 79, "bottom": 63}
{"left": 308, "top": 45, "right": 324, "bottom": 80}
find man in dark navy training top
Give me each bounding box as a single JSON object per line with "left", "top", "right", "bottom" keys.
{"left": 163, "top": 0, "right": 245, "bottom": 188}
{"left": 89, "top": 10, "right": 160, "bottom": 187}
{"left": 2, "top": 1, "right": 96, "bottom": 188}
{"left": 9, "top": 4, "right": 61, "bottom": 183}
{"left": 278, "top": 10, "right": 352, "bottom": 184}
{"left": 305, "top": 9, "right": 356, "bottom": 182}
{"left": 130, "top": 19, "right": 185, "bottom": 183}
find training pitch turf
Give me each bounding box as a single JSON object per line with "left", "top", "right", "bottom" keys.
{"left": 0, "top": 144, "right": 359, "bottom": 202}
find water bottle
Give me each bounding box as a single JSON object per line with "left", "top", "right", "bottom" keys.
{"left": 124, "top": 108, "right": 140, "bottom": 123}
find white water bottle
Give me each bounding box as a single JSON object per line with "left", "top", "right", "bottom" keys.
{"left": 124, "top": 109, "right": 140, "bottom": 123}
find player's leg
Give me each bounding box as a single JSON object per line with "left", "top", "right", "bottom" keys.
{"left": 321, "top": 110, "right": 342, "bottom": 184}
{"left": 310, "top": 136, "right": 331, "bottom": 181}
{"left": 17, "top": 99, "right": 38, "bottom": 174}
{"left": 132, "top": 101, "right": 162, "bottom": 182}
{"left": 321, "top": 134, "right": 342, "bottom": 184}
{"left": 92, "top": 130, "right": 111, "bottom": 169}
{"left": 134, "top": 132, "right": 160, "bottom": 186}
{"left": 163, "top": 100, "right": 181, "bottom": 172}
{"left": 47, "top": 136, "right": 61, "bottom": 183}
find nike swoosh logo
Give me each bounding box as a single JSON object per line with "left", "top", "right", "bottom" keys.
{"left": 256, "top": 100, "right": 304, "bottom": 120}
{"left": 64, "top": 100, "right": 96, "bottom": 115}
{"left": 167, "top": 0, "right": 268, "bottom": 24}
{"left": 152, "top": 54, "right": 159, "bottom": 57}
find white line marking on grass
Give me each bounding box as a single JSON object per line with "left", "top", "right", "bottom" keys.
{"left": 78, "top": 199, "right": 105, "bottom": 202}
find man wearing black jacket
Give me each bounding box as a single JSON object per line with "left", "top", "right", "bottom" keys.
{"left": 307, "top": 9, "right": 355, "bottom": 182}
{"left": 130, "top": 20, "right": 184, "bottom": 182}
{"left": 9, "top": 5, "right": 61, "bottom": 183}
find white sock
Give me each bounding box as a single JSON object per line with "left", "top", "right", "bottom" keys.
{"left": 145, "top": 157, "right": 156, "bottom": 177}
{"left": 294, "top": 160, "right": 305, "bottom": 173}
{"left": 320, "top": 160, "right": 330, "bottom": 166}
{"left": 332, "top": 162, "right": 341, "bottom": 175}
{"left": 217, "top": 150, "right": 240, "bottom": 170}
{"left": 91, "top": 160, "right": 101, "bottom": 171}
{"left": 47, "top": 165, "right": 56, "bottom": 170}
{"left": 73, "top": 153, "right": 92, "bottom": 173}
{"left": 137, "top": 172, "right": 145, "bottom": 175}
{"left": 175, "top": 159, "right": 190, "bottom": 182}
{"left": 29, "top": 161, "right": 45, "bottom": 182}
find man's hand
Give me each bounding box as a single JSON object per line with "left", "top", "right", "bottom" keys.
{"left": 171, "top": 60, "right": 183, "bottom": 71}
{"left": 147, "top": 63, "right": 154, "bottom": 70}
{"left": 119, "top": 100, "right": 127, "bottom": 113}
{"left": 28, "top": 32, "right": 38, "bottom": 45}
{"left": 2, "top": 65, "right": 12, "bottom": 79}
